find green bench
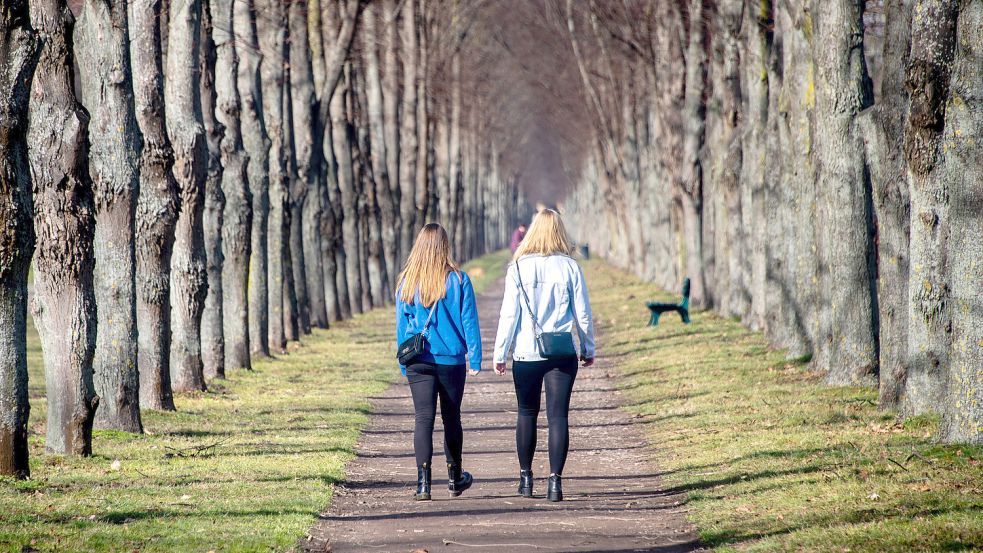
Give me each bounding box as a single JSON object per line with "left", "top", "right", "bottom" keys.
{"left": 646, "top": 278, "right": 691, "bottom": 326}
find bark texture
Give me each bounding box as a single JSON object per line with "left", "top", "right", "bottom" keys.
{"left": 131, "top": 0, "right": 179, "bottom": 411}
{"left": 165, "top": 0, "right": 209, "bottom": 393}
{"left": 76, "top": 0, "right": 143, "bottom": 432}
{"left": 28, "top": 0, "right": 99, "bottom": 456}
{"left": 213, "top": 0, "right": 252, "bottom": 372}
{"left": 200, "top": 0, "right": 226, "bottom": 379}
{"left": 235, "top": 0, "right": 271, "bottom": 359}
{"left": 0, "top": 0, "right": 38, "bottom": 477}
{"left": 256, "top": 0, "right": 289, "bottom": 353}
{"left": 936, "top": 1, "right": 982, "bottom": 444}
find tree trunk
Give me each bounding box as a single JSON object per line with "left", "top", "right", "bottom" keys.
{"left": 448, "top": 54, "right": 463, "bottom": 261}
{"left": 28, "top": 0, "right": 99, "bottom": 457}
{"left": 235, "top": 0, "right": 271, "bottom": 359}
{"left": 353, "top": 65, "right": 387, "bottom": 306}
{"left": 382, "top": 0, "right": 402, "bottom": 267}
{"left": 291, "top": 0, "right": 327, "bottom": 329}
{"left": 901, "top": 0, "right": 959, "bottom": 417}
{"left": 212, "top": 0, "right": 252, "bottom": 372}
{"left": 361, "top": 3, "right": 396, "bottom": 297}
{"left": 940, "top": 0, "right": 982, "bottom": 442}
{"left": 679, "top": 0, "right": 708, "bottom": 311}
{"left": 130, "top": 0, "right": 179, "bottom": 410}
{"left": 76, "top": 0, "right": 144, "bottom": 431}
{"left": 415, "top": 2, "right": 430, "bottom": 227}
{"left": 165, "top": 0, "right": 209, "bottom": 393}
{"left": 857, "top": 0, "right": 913, "bottom": 407}
{"left": 200, "top": 0, "right": 226, "bottom": 379}
{"left": 256, "top": 0, "right": 288, "bottom": 353}
{"left": 0, "top": 0, "right": 37, "bottom": 477}
{"left": 283, "top": 63, "right": 302, "bottom": 342}
{"left": 810, "top": 0, "right": 878, "bottom": 386}
{"left": 315, "top": 0, "right": 359, "bottom": 322}
{"left": 399, "top": 0, "right": 419, "bottom": 262}
{"left": 333, "top": 70, "right": 364, "bottom": 314}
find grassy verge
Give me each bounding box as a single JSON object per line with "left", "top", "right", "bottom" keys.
{"left": 583, "top": 260, "right": 983, "bottom": 552}
{"left": 3, "top": 308, "right": 397, "bottom": 552}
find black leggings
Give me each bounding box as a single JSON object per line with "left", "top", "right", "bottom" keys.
{"left": 512, "top": 358, "right": 579, "bottom": 475}
{"left": 405, "top": 362, "right": 466, "bottom": 467}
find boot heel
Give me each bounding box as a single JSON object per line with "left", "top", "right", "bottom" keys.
{"left": 448, "top": 464, "right": 473, "bottom": 497}
{"left": 547, "top": 474, "right": 563, "bottom": 502}
{"left": 518, "top": 470, "right": 533, "bottom": 498}
{"left": 414, "top": 463, "right": 432, "bottom": 501}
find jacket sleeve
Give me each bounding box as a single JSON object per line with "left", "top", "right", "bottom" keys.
{"left": 571, "top": 262, "right": 596, "bottom": 359}
{"left": 460, "top": 273, "right": 482, "bottom": 372}
{"left": 494, "top": 264, "right": 521, "bottom": 364}
{"left": 396, "top": 299, "right": 408, "bottom": 369}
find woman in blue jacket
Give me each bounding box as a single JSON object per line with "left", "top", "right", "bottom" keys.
{"left": 396, "top": 223, "right": 482, "bottom": 501}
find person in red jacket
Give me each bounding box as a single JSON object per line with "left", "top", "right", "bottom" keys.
{"left": 509, "top": 223, "right": 527, "bottom": 253}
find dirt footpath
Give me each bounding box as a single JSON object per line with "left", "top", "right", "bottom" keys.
{"left": 303, "top": 276, "right": 701, "bottom": 552}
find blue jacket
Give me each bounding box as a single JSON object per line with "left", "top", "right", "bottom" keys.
{"left": 396, "top": 271, "right": 482, "bottom": 374}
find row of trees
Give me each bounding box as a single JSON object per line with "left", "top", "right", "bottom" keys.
{"left": 557, "top": 0, "right": 981, "bottom": 444}
{"left": 0, "top": 0, "right": 525, "bottom": 478}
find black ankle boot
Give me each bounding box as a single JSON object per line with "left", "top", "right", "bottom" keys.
{"left": 518, "top": 470, "right": 533, "bottom": 498}
{"left": 414, "top": 463, "right": 431, "bottom": 501}
{"left": 547, "top": 474, "right": 562, "bottom": 502}
{"left": 447, "top": 463, "right": 473, "bottom": 497}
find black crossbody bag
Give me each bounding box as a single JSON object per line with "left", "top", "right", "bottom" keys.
{"left": 515, "top": 260, "right": 578, "bottom": 360}
{"left": 396, "top": 299, "right": 439, "bottom": 365}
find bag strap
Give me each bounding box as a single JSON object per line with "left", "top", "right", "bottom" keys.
{"left": 421, "top": 299, "right": 439, "bottom": 334}
{"left": 514, "top": 259, "right": 543, "bottom": 337}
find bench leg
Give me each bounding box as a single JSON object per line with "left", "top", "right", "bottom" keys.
{"left": 680, "top": 309, "right": 690, "bottom": 324}
{"left": 649, "top": 312, "right": 661, "bottom": 326}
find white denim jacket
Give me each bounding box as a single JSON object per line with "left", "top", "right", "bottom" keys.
{"left": 493, "top": 254, "right": 596, "bottom": 363}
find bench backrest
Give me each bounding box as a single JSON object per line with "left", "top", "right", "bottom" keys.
{"left": 680, "top": 278, "right": 691, "bottom": 310}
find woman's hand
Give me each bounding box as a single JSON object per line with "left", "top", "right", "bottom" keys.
{"left": 581, "top": 356, "right": 594, "bottom": 367}
{"left": 468, "top": 369, "right": 480, "bottom": 376}
{"left": 494, "top": 362, "right": 507, "bottom": 375}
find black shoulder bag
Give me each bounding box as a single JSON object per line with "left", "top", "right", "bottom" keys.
{"left": 397, "top": 299, "right": 439, "bottom": 365}
{"left": 515, "top": 260, "right": 578, "bottom": 359}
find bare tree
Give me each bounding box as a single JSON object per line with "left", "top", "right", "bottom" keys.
{"left": 939, "top": 0, "right": 983, "bottom": 443}
{"left": 76, "top": 0, "right": 143, "bottom": 432}
{"left": 235, "top": 0, "right": 272, "bottom": 359}
{"left": 213, "top": 0, "right": 252, "bottom": 372}
{"left": 131, "top": 0, "right": 179, "bottom": 410}
{"left": 291, "top": 0, "right": 327, "bottom": 329}
{"left": 256, "top": 0, "right": 289, "bottom": 353}
{"left": 200, "top": 0, "right": 227, "bottom": 379}
{"left": 165, "top": 0, "right": 209, "bottom": 392}
{"left": 333, "top": 68, "right": 365, "bottom": 314}
{"left": 398, "top": 0, "right": 419, "bottom": 261}
{"left": 29, "top": 0, "right": 99, "bottom": 456}
{"left": 0, "top": 0, "right": 38, "bottom": 477}
{"left": 360, "top": 3, "right": 395, "bottom": 299}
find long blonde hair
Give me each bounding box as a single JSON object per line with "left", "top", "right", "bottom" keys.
{"left": 398, "top": 223, "right": 460, "bottom": 306}
{"left": 513, "top": 208, "right": 573, "bottom": 260}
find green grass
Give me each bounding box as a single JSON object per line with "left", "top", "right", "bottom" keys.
{"left": 583, "top": 260, "right": 983, "bottom": 552}
{"left": 2, "top": 252, "right": 510, "bottom": 552}
{"left": 3, "top": 306, "right": 398, "bottom": 552}
{"left": 460, "top": 249, "right": 511, "bottom": 294}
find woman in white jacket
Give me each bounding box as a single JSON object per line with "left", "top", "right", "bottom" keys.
{"left": 493, "top": 208, "right": 595, "bottom": 502}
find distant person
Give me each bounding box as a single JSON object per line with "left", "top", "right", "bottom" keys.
{"left": 493, "top": 209, "right": 596, "bottom": 502}
{"left": 395, "top": 223, "right": 482, "bottom": 501}
{"left": 510, "top": 223, "right": 527, "bottom": 253}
